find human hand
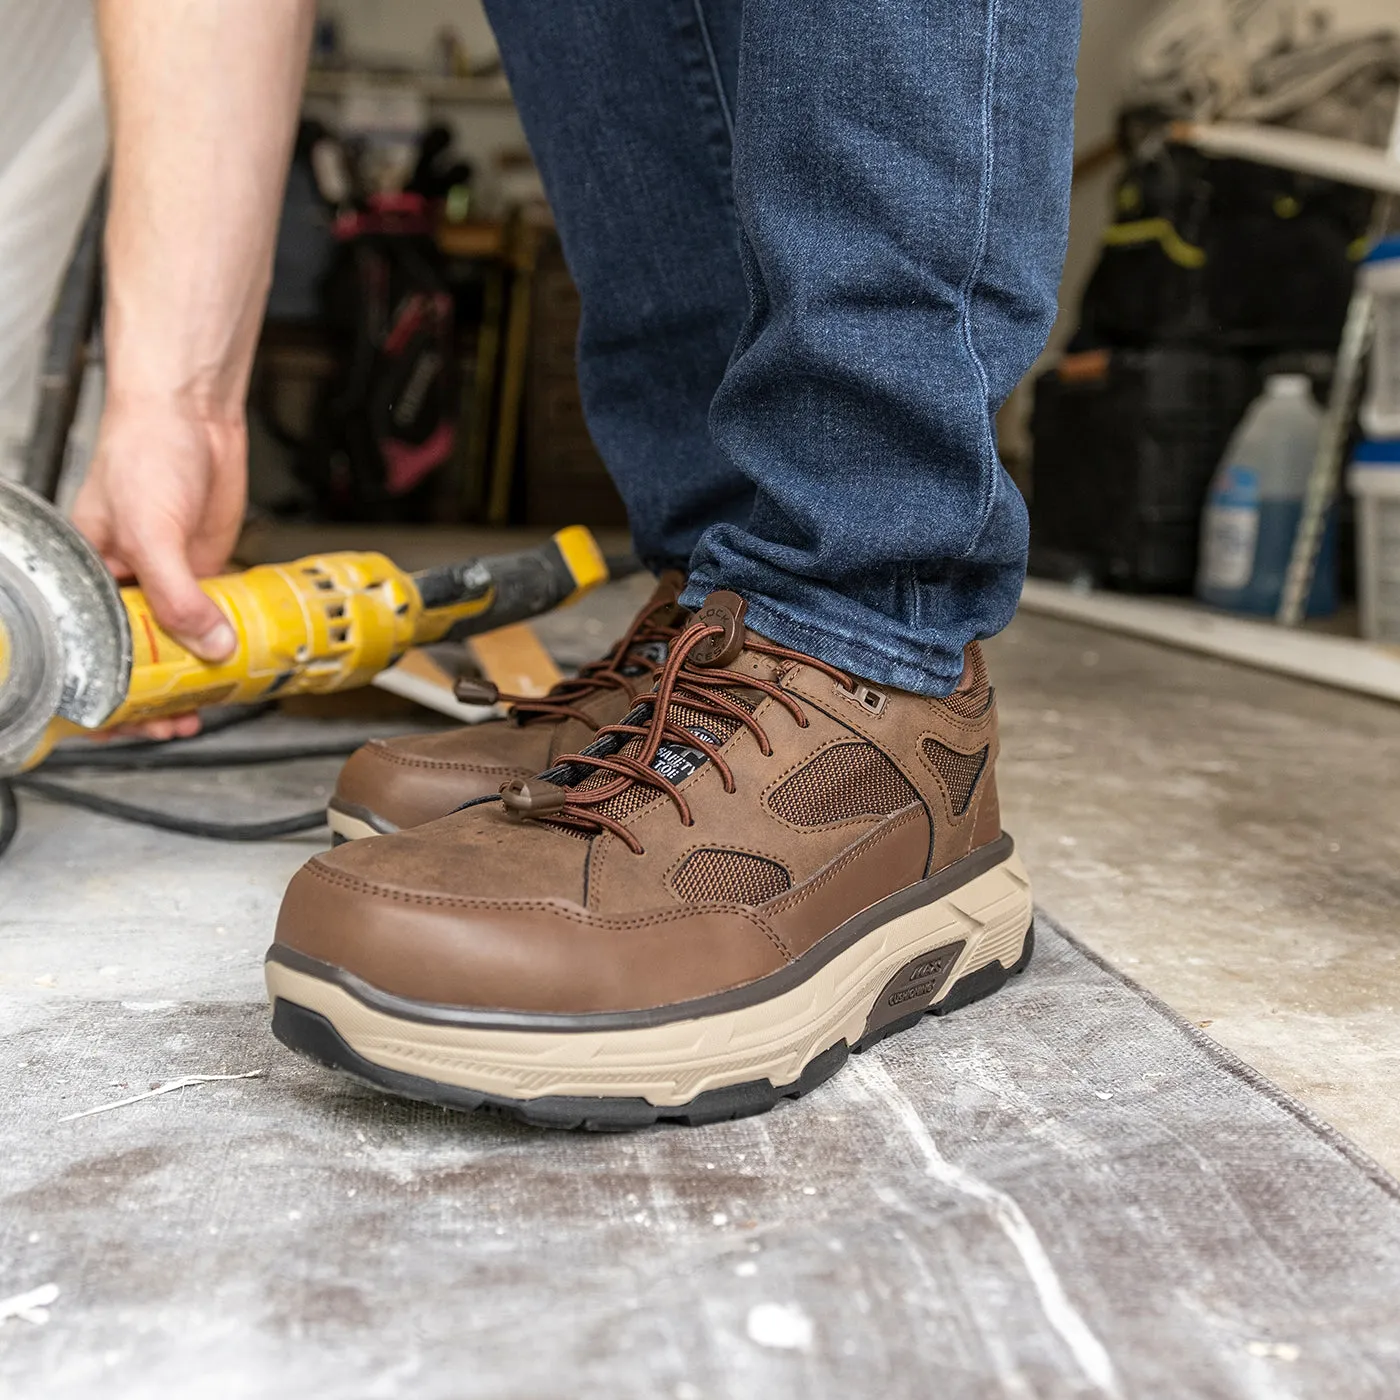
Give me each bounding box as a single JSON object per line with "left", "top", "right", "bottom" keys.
{"left": 71, "top": 400, "right": 248, "bottom": 740}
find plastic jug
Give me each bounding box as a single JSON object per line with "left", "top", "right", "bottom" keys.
{"left": 1196, "top": 373, "right": 1336, "bottom": 616}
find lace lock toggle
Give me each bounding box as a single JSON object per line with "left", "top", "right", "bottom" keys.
{"left": 499, "top": 777, "right": 568, "bottom": 820}
{"left": 454, "top": 677, "right": 501, "bottom": 705}
{"left": 689, "top": 591, "right": 748, "bottom": 667}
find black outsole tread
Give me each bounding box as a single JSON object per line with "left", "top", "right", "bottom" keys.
{"left": 270, "top": 925, "right": 1034, "bottom": 1131}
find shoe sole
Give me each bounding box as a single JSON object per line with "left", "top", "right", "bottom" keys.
{"left": 325, "top": 800, "right": 398, "bottom": 846}
{"left": 265, "top": 843, "right": 1033, "bottom": 1131}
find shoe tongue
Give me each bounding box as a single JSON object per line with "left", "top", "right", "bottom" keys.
{"left": 619, "top": 635, "right": 671, "bottom": 678}
{"left": 614, "top": 581, "right": 690, "bottom": 677}
{"left": 545, "top": 647, "right": 774, "bottom": 824}
{"left": 634, "top": 702, "right": 737, "bottom": 786}
{"left": 537, "top": 599, "right": 791, "bottom": 823}
{"left": 565, "top": 695, "right": 752, "bottom": 820}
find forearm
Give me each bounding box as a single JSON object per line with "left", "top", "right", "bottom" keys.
{"left": 96, "top": 0, "right": 314, "bottom": 420}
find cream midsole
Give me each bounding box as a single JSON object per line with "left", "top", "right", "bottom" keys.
{"left": 325, "top": 808, "right": 382, "bottom": 843}
{"left": 266, "top": 852, "right": 1033, "bottom": 1107}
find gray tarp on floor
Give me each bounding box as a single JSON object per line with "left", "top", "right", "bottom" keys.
{"left": 2, "top": 764, "right": 1399, "bottom": 1400}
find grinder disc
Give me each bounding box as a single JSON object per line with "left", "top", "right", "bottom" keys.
{"left": 0, "top": 479, "right": 131, "bottom": 775}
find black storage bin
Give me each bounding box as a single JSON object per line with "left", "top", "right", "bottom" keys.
{"left": 1075, "top": 142, "right": 1370, "bottom": 355}
{"left": 1199, "top": 158, "right": 1370, "bottom": 354}
{"left": 1028, "top": 347, "right": 1260, "bottom": 593}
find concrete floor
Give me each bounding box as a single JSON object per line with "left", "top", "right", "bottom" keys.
{"left": 989, "top": 616, "right": 1400, "bottom": 1174}
{"left": 4, "top": 598, "right": 1400, "bottom": 1394}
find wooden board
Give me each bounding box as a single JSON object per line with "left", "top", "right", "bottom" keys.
{"left": 469, "top": 621, "right": 563, "bottom": 698}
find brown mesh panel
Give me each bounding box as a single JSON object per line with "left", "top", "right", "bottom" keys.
{"left": 941, "top": 642, "right": 993, "bottom": 719}
{"left": 768, "top": 743, "right": 919, "bottom": 826}
{"left": 672, "top": 848, "right": 792, "bottom": 905}
{"left": 922, "top": 740, "right": 989, "bottom": 815}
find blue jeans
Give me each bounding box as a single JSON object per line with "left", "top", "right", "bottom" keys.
{"left": 483, "top": 0, "right": 1080, "bottom": 695}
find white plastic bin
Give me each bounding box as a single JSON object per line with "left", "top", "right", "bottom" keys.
{"left": 1348, "top": 439, "right": 1400, "bottom": 643}
{"left": 1361, "top": 238, "right": 1400, "bottom": 440}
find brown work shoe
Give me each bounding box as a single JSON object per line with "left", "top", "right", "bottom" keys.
{"left": 268, "top": 591, "right": 1033, "bottom": 1129}
{"left": 326, "top": 572, "right": 688, "bottom": 839}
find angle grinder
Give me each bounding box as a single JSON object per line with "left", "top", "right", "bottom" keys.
{"left": 0, "top": 477, "right": 613, "bottom": 778}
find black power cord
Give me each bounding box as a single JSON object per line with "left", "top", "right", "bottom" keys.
{"left": 12, "top": 776, "right": 329, "bottom": 841}
{"left": 37, "top": 702, "right": 280, "bottom": 765}
{"left": 0, "top": 780, "right": 16, "bottom": 861}
{"left": 0, "top": 706, "right": 383, "bottom": 855}
{"left": 39, "top": 737, "right": 372, "bottom": 772}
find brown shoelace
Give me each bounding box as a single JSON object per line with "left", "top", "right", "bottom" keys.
{"left": 505, "top": 617, "right": 855, "bottom": 854}
{"left": 455, "top": 592, "right": 685, "bottom": 729}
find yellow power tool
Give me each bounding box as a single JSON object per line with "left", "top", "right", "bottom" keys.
{"left": 0, "top": 478, "right": 610, "bottom": 778}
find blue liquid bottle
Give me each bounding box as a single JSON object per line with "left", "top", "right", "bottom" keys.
{"left": 1196, "top": 374, "right": 1336, "bottom": 617}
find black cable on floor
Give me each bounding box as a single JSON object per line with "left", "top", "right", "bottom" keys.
{"left": 0, "top": 780, "right": 17, "bottom": 860}
{"left": 39, "top": 702, "right": 274, "bottom": 763}
{"left": 0, "top": 705, "right": 407, "bottom": 850}
{"left": 41, "top": 737, "right": 368, "bottom": 771}
{"left": 12, "top": 776, "right": 326, "bottom": 841}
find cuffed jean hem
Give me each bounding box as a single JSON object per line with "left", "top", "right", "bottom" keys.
{"left": 678, "top": 573, "right": 973, "bottom": 697}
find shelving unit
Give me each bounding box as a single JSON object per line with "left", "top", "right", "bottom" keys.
{"left": 1175, "top": 112, "right": 1400, "bottom": 627}
{"left": 1018, "top": 578, "right": 1400, "bottom": 704}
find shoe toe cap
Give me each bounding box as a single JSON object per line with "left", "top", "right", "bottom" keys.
{"left": 332, "top": 733, "right": 529, "bottom": 831}
{"left": 272, "top": 847, "right": 550, "bottom": 1009}
{"left": 270, "top": 824, "right": 786, "bottom": 1016}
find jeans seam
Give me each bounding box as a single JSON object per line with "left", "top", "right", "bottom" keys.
{"left": 955, "top": 0, "right": 1002, "bottom": 563}
{"left": 690, "top": 0, "right": 735, "bottom": 144}
{"left": 671, "top": 0, "right": 737, "bottom": 218}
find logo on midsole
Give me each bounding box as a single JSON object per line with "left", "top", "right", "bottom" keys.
{"left": 884, "top": 945, "right": 961, "bottom": 1007}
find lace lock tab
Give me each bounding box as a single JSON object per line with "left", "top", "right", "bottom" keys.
{"left": 690, "top": 592, "right": 748, "bottom": 667}
{"left": 838, "top": 681, "right": 887, "bottom": 717}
